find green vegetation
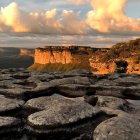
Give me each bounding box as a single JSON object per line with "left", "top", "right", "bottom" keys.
{"left": 115, "top": 60, "right": 128, "bottom": 73}
{"left": 99, "top": 39, "right": 140, "bottom": 63}
{"left": 28, "top": 63, "right": 92, "bottom": 72}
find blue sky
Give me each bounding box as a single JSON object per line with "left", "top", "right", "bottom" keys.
{"left": 0, "top": 0, "right": 140, "bottom": 48}
{"left": 0, "top": 0, "right": 140, "bottom": 18}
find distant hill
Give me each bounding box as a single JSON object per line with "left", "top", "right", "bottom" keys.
{"left": 0, "top": 47, "right": 34, "bottom": 69}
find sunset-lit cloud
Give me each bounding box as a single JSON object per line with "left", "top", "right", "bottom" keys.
{"left": 0, "top": 2, "right": 86, "bottom": 34}
{"left": 86, "top": 0, "right": 140, "bottom": 33}
{"left": 0, "top": 2, "right": 28, "bottom": 32}
{"left": 0, "top": 0, "right": 140, "bottom": 36}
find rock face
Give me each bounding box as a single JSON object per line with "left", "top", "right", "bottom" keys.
{"left": 0, "top": 68, "right": 139, "bottom": 139}
{"left": 34, "top": 46, "right": 93, "bottom": 65}
{"left": 30, "top": 38, "right": 140, "bottom": 74}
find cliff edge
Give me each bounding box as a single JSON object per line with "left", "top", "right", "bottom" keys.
{"left": 29, "top": 39, "right": 140, "bottom": 74}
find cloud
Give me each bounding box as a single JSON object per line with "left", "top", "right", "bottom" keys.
{"left": 86, "top": 0, "right": 140, "bottom": 33}
{"left": 0, "top": 1, "right": 140, "bottom": 35}
{"left": 0, "top": 2, "right": 86, "bottom": 35}
{"left": 0, "top": 32, "right": 136, "bottom": 48}
{"left": 60, "top": 10, "right": 87, "bottom": 34}
{"left": 0, "top": 2, "right": 29, "bottom": 32}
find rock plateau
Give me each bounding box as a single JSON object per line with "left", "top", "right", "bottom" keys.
{"left": 0, "top": 68, "right": 139, "bottom": 139}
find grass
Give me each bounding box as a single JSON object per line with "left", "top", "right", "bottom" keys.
{"left": 28, "top": 63, "right": 92, "bottom": 72}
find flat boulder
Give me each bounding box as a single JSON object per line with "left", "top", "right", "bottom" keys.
{"left": 24, "top": 95, "right": 73, "bottom": 112}
{"left": 26, "top": 95, "right": 101, "bottom": 135}
{"left": 0, "top": 95, "right": 24, "bottom": 115}
{"left": 57, "top": 84, "right": 89, "bottom": 97}
{"left": 85, "top": 95, "right": 130, "bottom": 111}
{"left": 93, "top": 115, "right": 140, "bottom": 140}
{"left": 0, "top": 116, "right": 21, "bottom": 134}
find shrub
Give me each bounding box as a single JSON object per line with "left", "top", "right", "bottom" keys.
{"left": 115, "top": 60, "right": 128, "bottom": 73}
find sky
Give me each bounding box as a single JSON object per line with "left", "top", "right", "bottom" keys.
{"left": 0, "top": 0, "right": 140, "bottom": 48}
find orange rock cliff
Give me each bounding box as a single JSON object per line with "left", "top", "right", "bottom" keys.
{"left": 31, "top": 39, "right": 140, "bottom": 74}
{"left": 34, "top": 46, "right": 95, "bottom": 65}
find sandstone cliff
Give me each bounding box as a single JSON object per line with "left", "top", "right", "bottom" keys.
{"left": 31, "top": 46, "right": 96, "bottom": 71}
{"left": 29, "top": 39, "right": 140, "bottom": 74}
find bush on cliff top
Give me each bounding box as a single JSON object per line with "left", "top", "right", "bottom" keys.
{"left": 100, "top": 40, "right": 140, "bottom": 62}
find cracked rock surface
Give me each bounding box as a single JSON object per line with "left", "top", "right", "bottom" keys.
{"left": 0, "top": 68, "right": 139, "bottom": 140}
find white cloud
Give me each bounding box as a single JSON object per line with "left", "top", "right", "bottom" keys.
{"left": 0, "top": 1, "right": 140, "bottom": 35}
{"left": 0, "top": 2, "right": 28, "bottom": 32}
{"left": 0, "top": 2, "right": 86, "bottom": 35}
{"left": 86, "top": 0, "right": 140, "bottom": 33}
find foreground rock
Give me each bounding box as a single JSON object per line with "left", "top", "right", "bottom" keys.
{"left": 93, "top": 115, "right": 140, "bottom": 140}
{"left": 26, "top": 95, "right": 102, "bottom": 139}
{"left": 85, "top": 95, "right": 130, "bottom": 111}
{"left": 0, "top": 95, "right": 24, "bottom": 115}
{"left": 0, "top": 69, "right": 139, "bottom": 139}
{"left": 0, "top": 116, "right": 21, "bottom": 134}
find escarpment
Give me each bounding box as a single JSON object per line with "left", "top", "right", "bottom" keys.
{"left": 30, "top": 46, "right": 98, "bottom": 71}
{"left": 34, "top": 46, "right": 94, "bottom": 64}
{"left": 29, "top": 38, "right": 140, "bottom": 74}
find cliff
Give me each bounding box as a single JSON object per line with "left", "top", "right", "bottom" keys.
{"left": 20, "top": 48, "right": 34, "bottom": 57}
{"left": 29, "top": 39, "right": 140, "bottom": 74}
{"left": 34, "top": 46, "right": 95, "bottom": 64}
{"left": 31, "top": 46, "right": 98, "bottom": 71}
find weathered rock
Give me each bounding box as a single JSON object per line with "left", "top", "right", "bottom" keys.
{"left": 88, "top": 85, "right": 140, "bottom": 99}
{"left": 48, "top": 76, "right": 91, "bottom": 86}
{"left": 0, "top": 88, "right": 29, "bottom": 99}
{"left": 93, "top": 115, "right": 140, "bottom": 140}
{"left": 26, "top": 95, "right": 101, "bottom": 135}
{"left": 11, "top": 73, "right": 30, "bottom": 79}
{"left": 0, "top": 116, "right": 21, "bottom": 134}
{"left": 0, "top": 95, "right": 24, "bottom": 116}
{"left": 85, "top": 95, "right": 130, "bottom": 111}
{"left": 57, "top": 84, "right": 89, "bottom": 97}
{"left": 63, "top": 70, "right": 92, "bottom": 77}
{"left": 94, "top": 79, "right": 118, "bottom": 86}
{"left": 25, "top": 76, "right": 91, "bottom": 99}
{"left": 113, "top": 76, "right": 140, "bottom": 87}
{"left": 0, "top": 69, "right": 139, "bottom": 139}
{"left": 88, "top": 85, "right": 125, "bottom": 98}
{"left": 24, "top": 95, "right": 70, "bottom": 112}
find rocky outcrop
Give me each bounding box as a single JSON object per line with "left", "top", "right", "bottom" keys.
{"left": 0, "top": 68, "right": 139, "bottom": 139}
{"left": 31, "top": 38, "right": 140, "bottom": 74}
{"left": 94, "top": 115, "right": 140, "bottom": 140}
{"left": 20, "top": 48, "right": 34, "bottom": 57}
{"left": 90, "top": 38, "right": 140, "bottom": 74}
{"left": 34, "top": 46, "right": 94, "bottom": 64}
